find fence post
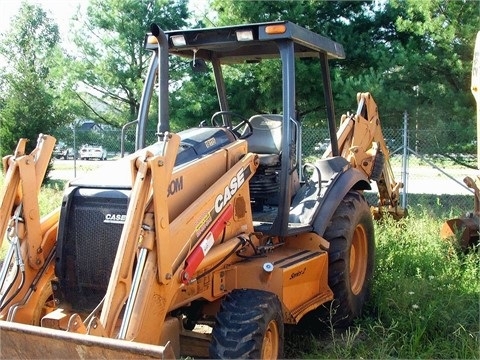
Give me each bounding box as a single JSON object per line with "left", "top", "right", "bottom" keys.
{"left": 401, "top": 111, "right": 409, "bottom": 209}
{"left": 73, "top": 124, "right": 77, "bottom": 178}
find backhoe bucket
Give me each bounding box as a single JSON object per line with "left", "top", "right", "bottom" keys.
{"left": 440, "top": 216, "right": 479, "bottom": 250}
{"left": 0, "top": 321, "right": 175, "bottom": 359}
{"left": 440, "top": 174, "right": 480, "bottom": 251}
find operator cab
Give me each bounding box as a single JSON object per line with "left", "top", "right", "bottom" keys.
{"left": 142, "top": 21, "right": 346, "bottom": 237}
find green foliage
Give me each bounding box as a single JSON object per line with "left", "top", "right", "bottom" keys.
{"left": 367, "top": 211, "right": 479, "bottom": 359}
{"left": 169, "top": 67, "right": 219, "bottom": 130}
{"left": 0, "top": 2, "right": 71, "bottom": 157}
{"left": 384, "top": 0, "right": 478, "bottom": 128}
{"left": 38, "top": 180, "right": 67, "bottom": 214}
{"left": 69, "top": 0, "right": 189, "bottom": 128}
{"left": 206, "top": 0, "right": 478, "bottom": 140}
{"left": 206, "top": 1, "right": 381, "bottom": 123}
{"left": 2, "top": 0, "right": 477, "bottom": 159}
{"left": 0, "top": 1, "right": 59, "bottom": 68}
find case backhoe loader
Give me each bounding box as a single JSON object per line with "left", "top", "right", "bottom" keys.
{"left": 0, "top": 21, "right": 403, "bottom": 359}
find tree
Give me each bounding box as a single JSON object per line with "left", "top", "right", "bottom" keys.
{"left": 193, "top": 1, "right": 405, "bottom": 128}
{"left": 381, "top": 0, "right": 479, "bottom": 150}
{"left": 69, "top": 0, "right": 189, "bottom": 129}
{"left": 207, "top": 1, "right": 384, "bottom": 123}
{"left": 205, "top": 0, "right": 477, "bottom": 142}
{"left": 0, "top": 1, "right": 71, "bottom": 157}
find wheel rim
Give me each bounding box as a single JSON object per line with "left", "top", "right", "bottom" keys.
{"left": 350, "top": 224, "right": 368, "bottom": 295}
{"left": 261, "top": 319, "right": 279, "bottom": 359}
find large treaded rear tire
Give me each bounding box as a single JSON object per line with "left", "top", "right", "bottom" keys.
{"left": 325, "top": 191, "right": 374, "bottom": 327}
{"left": 315, "top": 190, "right": 375, "bottom": 328}
{"left": 209, "top": 289, "right": 284, "bottom": 359}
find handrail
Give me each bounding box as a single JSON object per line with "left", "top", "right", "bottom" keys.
{"left": 121, "top": 119, "right": 139, "bottom": 157}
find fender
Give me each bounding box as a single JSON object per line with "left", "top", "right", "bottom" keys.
{"left": 311, "top": 156, "right": 370, "bottom": 236}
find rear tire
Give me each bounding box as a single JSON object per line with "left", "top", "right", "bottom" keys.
{"left": 325, "top": 191, "right": 374, "bottom": 327}
{"left": 312, "top": 190, "right": 375, "bottom": 328}
{"left": 209, "top": 289, "right": 284, "bottom": 359}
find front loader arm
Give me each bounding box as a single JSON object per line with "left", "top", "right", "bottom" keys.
{"left": 0, "top": 134, "right": 59, "bottom": 323}
{"left": 121, "top": 152, "right": 258, "bottom": 345}
{"left": 323, "top": 92, "right": 405, "bottom": 219}
{"left": 0, "top": 134, "right": 179, "bottom": 359}
{"left": 95, "top": 132, "right": 258, "bottom": 346}
{"left": 0, "top": 134, "right": 55, "bottom": 252}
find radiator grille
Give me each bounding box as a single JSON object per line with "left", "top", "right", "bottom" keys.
{"left": 57, "top": 188, "right": 129, "bottom": 311}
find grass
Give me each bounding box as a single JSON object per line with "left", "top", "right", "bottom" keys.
{"left": 50, "top": 161, "right": 100, "bottom": 171}
{"left": 0, "top": 176, "right": 66, "bottom": 259}
{"left": 0, "top": 174, "right": 66, "bottom": 215}
{"left": 285, "top": 208, "right": 479, "bottom": 359}
{"left": 0, "top": 174, "right": 478, "bottom": 358}
{"left": 38, "top": 180, "right": 67, "bottom": 213}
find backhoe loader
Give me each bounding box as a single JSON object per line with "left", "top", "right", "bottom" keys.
{"left": 0, "top": 21, "right": 403, "bottom": 359}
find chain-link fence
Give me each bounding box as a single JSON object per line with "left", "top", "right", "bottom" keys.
{"left": 53, "top": 115, "right": 476, "bottom": 218}
{"left": 300, "top": 112, "right": 476, "bottom": 217}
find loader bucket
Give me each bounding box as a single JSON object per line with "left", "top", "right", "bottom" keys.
{"left": 440, "top": 216, "right": 479, "bottom": 250}
{"left": 0, "top": 321, "right": 175, "bottom": 359}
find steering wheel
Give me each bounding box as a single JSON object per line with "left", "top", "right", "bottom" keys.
{"left": 210, "top": 111, "right": 253, "bottom": 139}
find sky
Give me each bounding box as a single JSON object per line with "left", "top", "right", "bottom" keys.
{"left": 0, "top": 0, "right": 85, "bottom": 35}
{"left": 0, "top": 0, "right": 209, "bottom": 37}
{"left": 0, "top": 0, "right": 208, "bottom": 68}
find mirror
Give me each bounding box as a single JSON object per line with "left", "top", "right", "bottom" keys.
{"left": 190, "top": 59, "right": 208, "bottom": 73}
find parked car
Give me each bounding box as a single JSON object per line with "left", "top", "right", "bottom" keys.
{"left": 79, "top": 145, "right": 107, "bottom": 160}
{"left": 53, "top": 145, "right": 66, "bottom": 159}
{"left": 53, "top": 145, "right": 76, "bottom": 160}
{"left": 64, "top": 148, "right": 78, "bottom": 160}
{"left": 314, "top": 138, "right": 331, "bottom": 152}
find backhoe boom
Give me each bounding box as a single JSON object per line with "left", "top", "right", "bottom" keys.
{"left": 323, "top": 92, "right": 405, "bottom": 219}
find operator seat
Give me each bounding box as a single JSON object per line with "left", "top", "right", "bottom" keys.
{"left": 246, "top": 114, "right": 300, "bottom": 210}
{"left": 246, "top": 114, "right": 283, "bottom": 166}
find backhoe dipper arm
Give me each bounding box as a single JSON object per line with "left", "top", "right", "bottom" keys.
{"left": 323, "top": 92, "right": 405, "bottom": 219}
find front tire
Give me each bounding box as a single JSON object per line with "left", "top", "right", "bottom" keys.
{"left": 32, "top": 281, "right": 54, "bottom": 325}
{"left": 209, "top": 289, "right": 284, "bottom": 359}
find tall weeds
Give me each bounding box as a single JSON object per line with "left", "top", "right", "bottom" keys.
{"left": 287, "top": 208, "right": 479, "bottom": 359}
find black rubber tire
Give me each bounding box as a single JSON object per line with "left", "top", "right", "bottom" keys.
{"left": 209, "top": 289, "right": 284, "bottom": 359}
{"left": 324, "top": 191, "right": 375, "bottom": 328}
{"left": 315, "top": 190, "right": 375, "bottom": 328}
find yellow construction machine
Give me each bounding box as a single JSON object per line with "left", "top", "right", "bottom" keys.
{"left": 441, "top": 31, "right": 480, "bottom": 250}
{"left": 0, "top": 21, "right": 403, "bottom": 359}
